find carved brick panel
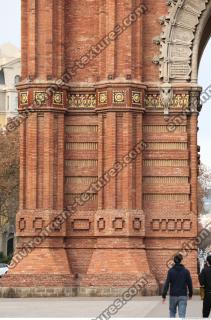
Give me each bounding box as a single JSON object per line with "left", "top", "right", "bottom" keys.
{"left": 33, "top": 217, "right": 44, "bottom": 232}
{"left": 19, "top": 218, "right": 26, "bottom": 232}
{"left": 94, "top": 210, "right": 145, "bottom": 237}
{"left": 151, "top": 218, "right": 192, "bottom": 232}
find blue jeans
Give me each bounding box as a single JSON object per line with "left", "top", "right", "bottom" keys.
{"left": 169, "top": 296, "right": 188, "bottom": 318}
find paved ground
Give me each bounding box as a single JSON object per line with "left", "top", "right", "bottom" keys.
{"left": 0, "top": 296, "right": 203, "bottom": 318}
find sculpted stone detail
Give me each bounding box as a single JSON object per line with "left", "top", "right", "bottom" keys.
{"left": 19, "top": 92, "right": 28, "bottom": 105}
{"left": 34, "top": 91, "right": 48, "bottom": 105}
{"left": 154, "top": 0, "right": 209, "bottom": 82}
{"left": 145, "top": 92, "right": 189, "bottom": 110}
{"left": 113, "top": 91, "right": 126, "bottom": 104}
{"left": 160, "top": 85, "right": 173, "bottom": 115}
{"left": 53, "top": 92, "right": 63, "bottom": 105}
{"left": 68, "top": 94, "right": 96, "bottom": 108}
{"left": 174, "top": 94, "right": 189, "bottom": 109}
{"left": 189, "top": 91, "right": 201, "bottom": 113}
{"left": 132, "top": 91, "right": 142, "bottom": 106}
{"left": 98, "top": 91, "right": 108, "bottom": 105}
{"left": 145, "top": 94, "right": 162, "bottom": 109}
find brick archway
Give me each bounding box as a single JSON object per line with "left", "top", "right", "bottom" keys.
{"left": 1, "top": 0, "right": 211, "bottom": 297}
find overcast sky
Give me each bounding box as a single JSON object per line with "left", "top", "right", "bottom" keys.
{"left": 0, "top": 0, "right": 21, "bottom": 47}
{"left": 0, "top": 0, "right": 210, "bottom": 167}
{"left": 198, "top": 40, "right": 211, "bottom": 168}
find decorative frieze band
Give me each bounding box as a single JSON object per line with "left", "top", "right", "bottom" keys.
{"left": 19, "top": 87, "right": 200, "bottom": 114}
{"left": 19, "top": 89, "right": 66, "bottom": 109}
{"left": 68, "top": 94, "right": 96, "bottom": 109}
{"left": 145, "top": 93, "right": 189, "bottom": 110}
{"left": 19, "top": 88, "right": 144, "bottom": 110}
{"left": 97, "top": 88, "right": 143, "bottom": 108}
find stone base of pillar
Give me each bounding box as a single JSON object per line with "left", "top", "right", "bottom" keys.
{"left": 0, "top": 284, "right": 159, "bottom": 298}
{"left": 0, "top": 246, "right": 159, "bottom": 297}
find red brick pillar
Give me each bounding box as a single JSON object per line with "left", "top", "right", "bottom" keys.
{"left": 187, "top": 91, "right": 200, "bottom": 287}
{"left": 7, "top": 87, "right": 72, "bottom": 287}
{"left": 83, "top": 86, "right": 157, "bottom": 291}
{"left": 189, "top": 94, "right": 199, "bottom": 216}
{"left": 4, "top": 0, "right": 73, "bottom": 287}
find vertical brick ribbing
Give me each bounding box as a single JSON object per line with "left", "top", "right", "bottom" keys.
{"left": 21, "top": 0, "right": 28, "bottom": 79}
{"left": 43, "top": 113, "right": 54, "bottom": 209}
{"left": 45, "top": 0, "right": 53, "bottom": 78}
{"left": 133, "top": 0, "right": 143, "bottom": 80}
{"left": 105, "top": 0, "right": 116, "bottom": 77}
{"left": 116, "top": 113, "right": 123, "bottom": 208}
{"left": 98, "top": 113, "right": 104, "bottom": 209}
{"left": 25, "top": 113, "right": 37, "bottom": 209}
{"left": 6, "top": 0, "right": 201, "bottom": 292}
{"left": 115, "top": 1, "right": 132, "bottom": 77}
{"left": 56, "top": 114, "right": 65, "bottom": 210}
{"left": 37, "top": 114, "right": 44, "bottom": 209}
{"left": 53, "top": 0, "right": 65, "bottom": 77}
{"left": 53, "top": 115, "right": 58, "bottom": 210}
{"left": 135, "top": 112, "right": 143, "bottom": 208}
{"left": 27, "top": 0, "right": 37, "bottom": 77}
{"left": 19, "top": 120, "right": 26, "bottom": 210}
{"left": 189, "top": 113, "right": 198, "bottom": 215}
{"left": 99, "top": 0, "right": 107, "bottom": 80}
{"left": 122, "top": 112, "right": 133, "bottom": 209}
{"left": 104, "top": 112, "right": 117, "bottom": 209}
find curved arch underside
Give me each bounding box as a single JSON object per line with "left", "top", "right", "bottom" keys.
{"left": 158, "top": 0, "right": 211, "bottom": 83}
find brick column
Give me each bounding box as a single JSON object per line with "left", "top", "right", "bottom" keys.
{"left": 82, "top": 85, "right": 158, "bottom": 290}
{"left": 4, "top": 0, "right": 73, "bottom": 287}
{"left": 6, "top": 86, "right": 73, "bottom": 287}
{"left": 189, "top": 91, "right": 200, "bottom": 216}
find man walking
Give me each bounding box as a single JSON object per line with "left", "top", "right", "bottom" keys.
{"left": 199, "top": 255, "right": 211, "bottom": 318}
{"left": 162, "top": 254, "right": 193, "bottom": 318}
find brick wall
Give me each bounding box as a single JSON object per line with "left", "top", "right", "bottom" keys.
{"left": 0, "top": 0, "right": 201, "bottom": 295}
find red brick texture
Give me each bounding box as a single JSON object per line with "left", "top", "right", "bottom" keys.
{"left": 0, "top": 0, "right": 202, "bottom": 295}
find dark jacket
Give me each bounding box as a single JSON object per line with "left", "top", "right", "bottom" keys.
{"left": 199, "top": 266, "right": 211, "bottom": 292}
{"left": 162, "top": 263, "right": 193, "bottom": 299}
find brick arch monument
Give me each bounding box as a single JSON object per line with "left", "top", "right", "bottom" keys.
{"left": 1, "top": 0, "right": 210, "bottom": 297}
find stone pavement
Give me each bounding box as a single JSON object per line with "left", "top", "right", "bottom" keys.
{"left": 0, "top": 296, "right": 203, "bottom": 318}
